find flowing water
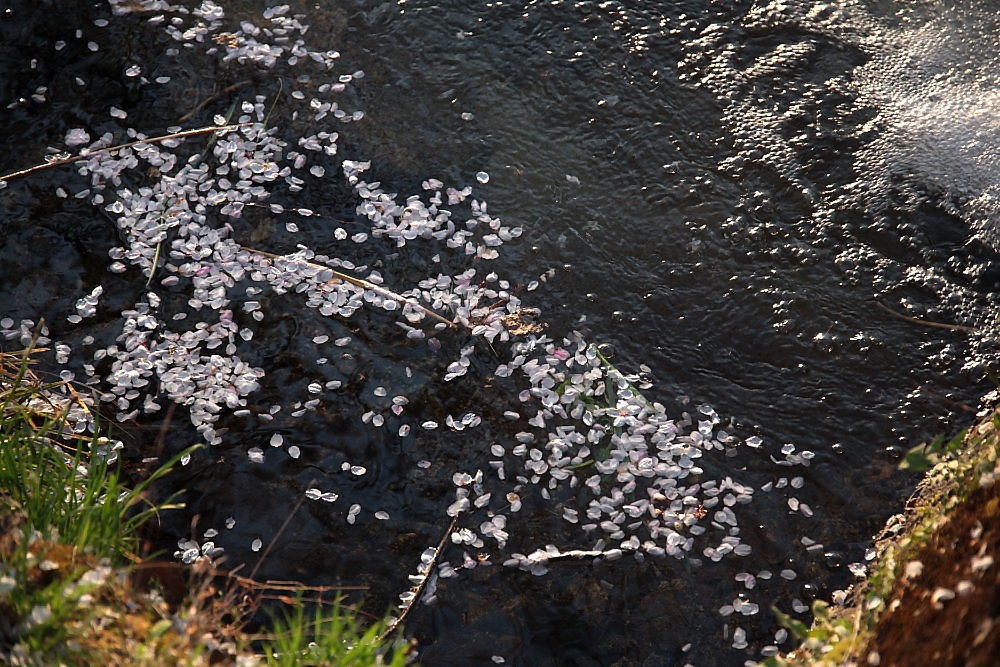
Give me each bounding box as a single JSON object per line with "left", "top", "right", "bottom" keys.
{"left": 2, "top": 0, "right": 999, "bottom": 664}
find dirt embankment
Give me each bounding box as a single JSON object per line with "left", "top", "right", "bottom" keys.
{"left": 774, "top": 403, "right": 1000, "bottom": 667}
{"left": 868, "top": 475, "right": 998, "bottom": 665}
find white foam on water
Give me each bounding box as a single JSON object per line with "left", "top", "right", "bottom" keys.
{"left": 680, "top": 0, "right": 1000, "bottom": 352}
{"left": 850, "top": 3, "right": 1000, "bottom": 250}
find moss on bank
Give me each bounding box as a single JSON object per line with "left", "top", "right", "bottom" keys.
{"left": 767, "top": 402, "right": 1000, "bottom": 666}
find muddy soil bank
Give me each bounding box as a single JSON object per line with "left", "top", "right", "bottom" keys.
{"left": 776, "top": 398, "right": 1000, "bottom": 666}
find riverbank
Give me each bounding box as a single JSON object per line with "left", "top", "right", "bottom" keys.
{"left": 0, "top": 346, "right": 408, "bottom": 666}
{"left": 770, "top": 397, "right": 1000, "bottom": 666}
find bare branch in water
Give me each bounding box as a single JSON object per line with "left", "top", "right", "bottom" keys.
{"left": 379, "top": 517, "right": 457, "bottom": 640}
{"left": 243, "top": 246, "right": 457, "bottom": 328}
{"left": 178, "top": 80, "right": 252, "bottom": 123}
{"left": 876, "top": 300, "right": 978, "bottom": 332}
{"left": 0, "top": 123, "right": 253, "bottom": 183}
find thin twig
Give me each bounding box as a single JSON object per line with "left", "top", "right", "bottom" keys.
{"left": 233, "top": 576, "right": 366, "bottom": 594}
{"left": 247, "top": 479, "right": 311, "bottom": 581}
{"left": 62, "top": 380, "right": 93, "bottom": 418}
{"left": 875, "top": 300, "right": 978, "bottom": 332}
{"left": 913, "top": 382, "right": 976, "bottom": 412}
{"left": 125, "top": 559, "right": 368, "bottom": 594}
{"left": 178, "top": 80, "right": 251, "bottom": 123}
{"left": 0, "top": 123, "right": 253, "bottom": 183}
{"left": 152, "top": 402, "right": 177, "bottom": 462}
{"left": 379, "top": 517, "right": 457, "bottom": 640}
{"left": 243, "top": 246, "right": 456, "bottom": 328}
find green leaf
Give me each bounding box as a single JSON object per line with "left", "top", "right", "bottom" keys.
{"left": 944, "top": 429, "right": 966, "bottom": 454}
{"left": 150, "top": 619, "right": 173, "bottom": 640}
{"left": 900, "top": 443, "right": 936, "bottom": 471}
{"left": 771, "top": 605, "right": 809, "bottom": 642}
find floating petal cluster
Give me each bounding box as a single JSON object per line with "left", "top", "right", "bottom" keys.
{"left": 0, "top": 0, "right": 841, "bottom": 660}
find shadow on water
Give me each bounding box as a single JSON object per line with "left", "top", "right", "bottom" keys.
{"left": 1, "top": 0, "right": 998, "bottom": 664}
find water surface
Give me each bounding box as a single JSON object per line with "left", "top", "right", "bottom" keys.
{"left": 1, "top": 0, "right": 998, "bottom": 664}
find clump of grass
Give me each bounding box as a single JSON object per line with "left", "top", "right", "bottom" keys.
{"left": 0, "top": 345, "right": 205, "bottom": 663}
{"left": 0, "top": 347, "right": 411, "bottom": 665}
{"left": 0, "top": 359, "right": 187, "bottom": 561}
{"left": 257, "top": 596, "right": 408, "bottom": 667}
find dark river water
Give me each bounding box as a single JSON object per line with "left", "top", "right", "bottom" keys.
{"left": 2, "top": 0, "right": 999, "bottom": 664}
